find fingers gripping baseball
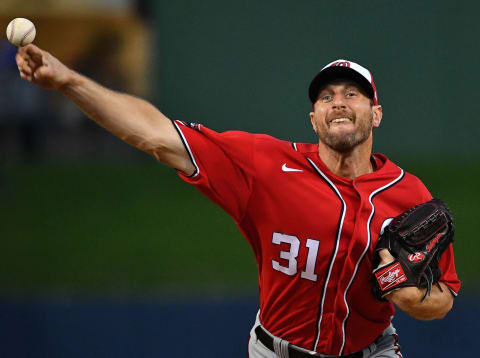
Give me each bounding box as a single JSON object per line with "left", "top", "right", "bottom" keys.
{"left": 16, "top": 45, "right": 42, "bottom": 81}
{"left": 16, "top": 44, "right": 71, "bottom": 90}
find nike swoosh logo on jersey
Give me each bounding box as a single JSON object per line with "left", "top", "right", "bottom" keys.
{"left": 282, "top": 163, "right": 303, "bottom": 172}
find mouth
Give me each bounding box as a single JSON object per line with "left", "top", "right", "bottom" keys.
{"left": 329, "top": 117, "right": 353, "bottom": 124}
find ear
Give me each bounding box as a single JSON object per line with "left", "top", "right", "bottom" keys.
{"left": 372, "top": 105, "right": 383, "bottom": 128}
{"left": 309, "top": 112, "right": 317, "bottom": 133}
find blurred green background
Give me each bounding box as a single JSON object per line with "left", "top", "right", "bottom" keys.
{"left": 2, "top": 161, "right": 258, "bottom": 295}
{"left": 1, "top": 0, "right": 477, "bottom": 298}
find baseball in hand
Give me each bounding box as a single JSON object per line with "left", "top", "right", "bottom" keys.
{"left": 6, "top": 18, "right": 36, "bottom": 47}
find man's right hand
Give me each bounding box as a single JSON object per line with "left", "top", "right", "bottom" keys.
{"left": 16, "top": 44, "right": 73, "bottom": 90}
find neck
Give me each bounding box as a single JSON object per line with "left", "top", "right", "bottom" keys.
{"left": 317, "top": 137, "right": 373, "bottom": 179}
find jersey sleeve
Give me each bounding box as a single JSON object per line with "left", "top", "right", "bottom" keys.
{"left": 409, "top": 174, "right": 461, "bottom": 295}
{"left": 438, "top": 244, "right": 461, "bottom": 295}
{"left": 172, "top": 120, "right": 256, "bottom": 222}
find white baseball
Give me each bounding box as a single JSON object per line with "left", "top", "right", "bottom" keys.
{"left": 6, "top": 18, "right": 36, "bottom": 47}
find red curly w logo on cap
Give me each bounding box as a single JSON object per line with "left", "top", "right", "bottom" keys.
{"left": 332, "top": 61, "right": 351, "bottom": 67}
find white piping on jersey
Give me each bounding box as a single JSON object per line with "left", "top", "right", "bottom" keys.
{"left": 306, "top": 158, "right": 346, "bottom": 352}
{"left": 338, "top": 167, "right": 404, "bottom": 355}
{"left": 173, "top": 120, "right": 200, "bottom": 178}
{"left": 292, "top": 142, "right": 298, "bottom": 151}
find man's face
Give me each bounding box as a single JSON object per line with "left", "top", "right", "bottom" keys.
{"left": 309, "top": 80, "right": 382, "bottom": 153}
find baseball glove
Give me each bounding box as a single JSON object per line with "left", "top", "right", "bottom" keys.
{"left": 372, "top": 198, "right": 454, "bottom": 301}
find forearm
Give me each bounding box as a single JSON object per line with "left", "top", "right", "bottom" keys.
{"left": 60, "top": 70, "right": 172, "bottom": 153}
{"left": 59, "top": 70, "right": 194, "bottom": 173}
{"left": 386, "top": 282, "right": 454, "bottom": 320}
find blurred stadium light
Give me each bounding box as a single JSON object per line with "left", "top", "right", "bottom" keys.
{"left": 0, "top": 0, "right": 134, "bottom": 13}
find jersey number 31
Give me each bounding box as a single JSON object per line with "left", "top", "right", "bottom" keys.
{"left": 272, "top": 232, "right": 319, "bottom": 282}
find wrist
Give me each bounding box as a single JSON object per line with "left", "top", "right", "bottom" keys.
{"left": 59, "top": 69, "right": 81, "bottom": 93}
{"left": 388, "top": 286, "right": 425, "bottom": 305}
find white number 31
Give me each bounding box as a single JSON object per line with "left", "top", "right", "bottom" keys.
{"left": 271, "top": 232, "right": 319, "bottom": 282}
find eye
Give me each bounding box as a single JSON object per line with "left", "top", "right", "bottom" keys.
{"left": 345, "top": 91, "right": 357, "bottom": 98}
{"left": 321, "top": 94, "right": 332, "bottom": 102}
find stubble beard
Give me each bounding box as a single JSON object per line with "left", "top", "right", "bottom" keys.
{"left": 319, "top": 117, "right": 373, "bottom": 153}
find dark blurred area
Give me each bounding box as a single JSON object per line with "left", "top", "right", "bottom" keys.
{"left": 1, "top": 0, "right": 478, "bottom": 357}
{"left": 0, "top": 1, "right": 149, "bottom": 163}
{"left": 0, "top": 40, "right": 51, "bottom": 161}
{"left": 0, "top": 32, "right": 132, "bottom": 162}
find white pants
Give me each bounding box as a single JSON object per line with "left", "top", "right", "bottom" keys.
{"left": 248, "top": 312, "right": 402, "bottom": 358}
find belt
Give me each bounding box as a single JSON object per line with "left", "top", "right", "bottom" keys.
{"left": 254, "top": 326, "right": 363, "bottom": 358}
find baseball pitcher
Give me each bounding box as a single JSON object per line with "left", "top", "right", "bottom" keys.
{"left": 15, "top": 44, "right": 460, "bottom": 358}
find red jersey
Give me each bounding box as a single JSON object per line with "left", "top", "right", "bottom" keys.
{"left": 173, "top": 120, "right": 461, "bottom": 355}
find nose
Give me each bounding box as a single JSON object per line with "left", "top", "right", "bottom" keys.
{"left": 331, "top": 94, "right": 346, "bottom": 110}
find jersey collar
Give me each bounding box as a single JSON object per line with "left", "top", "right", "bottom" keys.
{"left": 293, "top": 143, "right": 402, "bottom": 184}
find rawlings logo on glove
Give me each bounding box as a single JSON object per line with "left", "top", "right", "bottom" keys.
{"left": 408, "top": 252, "right": 425, "bottom": 262}
{"left": 376, "top": 262, "right": 407, "bottom": 290}
{"left": 372, "top": 198, "right": 454, "bottom": 301}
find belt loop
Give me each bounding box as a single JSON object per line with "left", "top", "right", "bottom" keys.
{"left": 273, "top": 336, "right": 289, "bottom": 358}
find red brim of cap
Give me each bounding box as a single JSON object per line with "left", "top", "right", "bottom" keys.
{"left": 308, "top": 66, "right": 377, "bottom": 105}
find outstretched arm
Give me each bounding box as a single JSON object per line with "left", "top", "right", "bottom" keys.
{"left": 16, "top": 44, "right": 195, "bottom": 175}
{"left": 378, "top": 249, "right": 454, "bottom": 320}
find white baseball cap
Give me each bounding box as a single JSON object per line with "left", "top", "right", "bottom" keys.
{"left": 308, "top": 59, "right": 378, "bottom": 105}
